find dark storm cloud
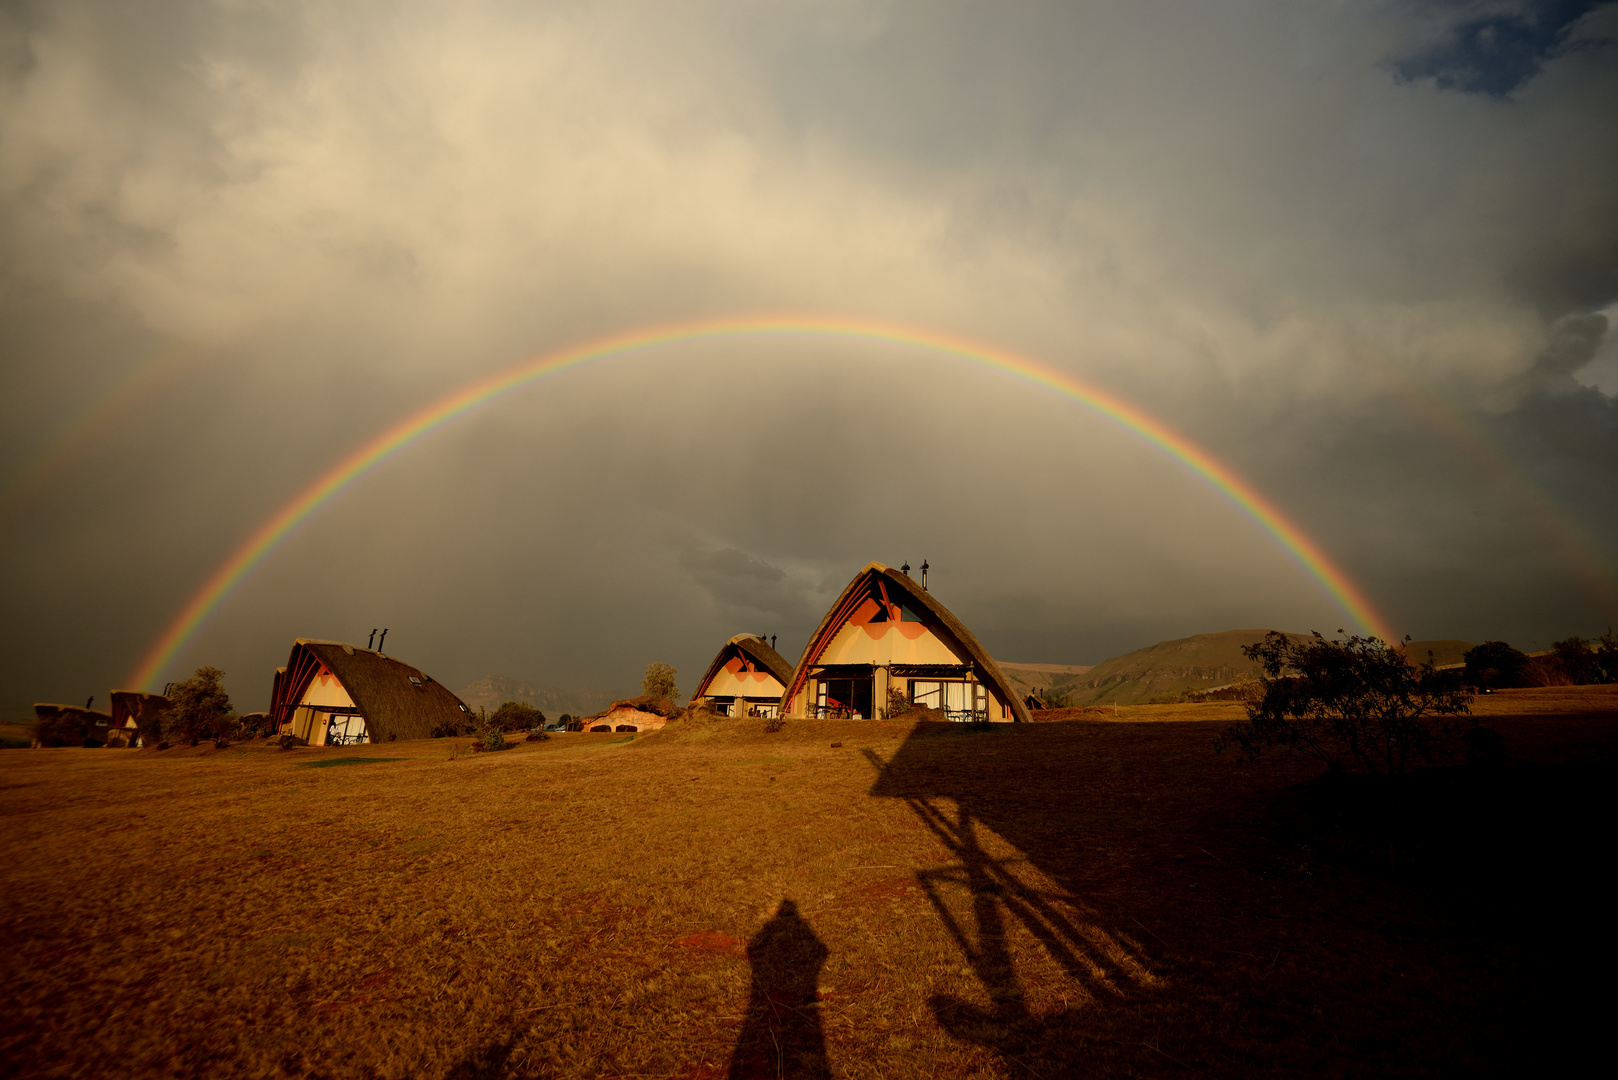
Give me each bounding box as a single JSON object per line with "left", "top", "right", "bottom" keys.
{"left": 670, "top": 537, "right": 829, "bottom": 630}
{"left": 1395, "top": 0, "right": 1613, "bottom": 97}
{"left": 2, "top": 1, "right": 1617, "bottom": 714}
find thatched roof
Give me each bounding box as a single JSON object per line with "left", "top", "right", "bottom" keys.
{"left": 780, "top": 562, "right": 1031, "bottom": 723}
{"left": 690, "top": 633, "right": 795, "bottom": 703}
{"left": 270, "top": 639, "right": 471, "bottom": 742}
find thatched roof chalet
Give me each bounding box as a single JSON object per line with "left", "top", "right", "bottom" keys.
{"left": 690, "top": 634, "right": 794, "bottom": 716}
{"left": 31, "top": 704, "right": 115, "bottom": 747}
{"left": 108, "top": 690, "right": 169, "bottom": 747}
{"left": 270, "top": 639, "right": 471, "bottom": 744}
{"left": 781, "top": 562, "right": 1029, "bottom": 723}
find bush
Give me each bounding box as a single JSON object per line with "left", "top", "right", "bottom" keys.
{"left": 885, "top": 685, "right": 911, "bottom": 718}
{"left": 1545, "top": 633, "right": 1618, "bottom": 685}
{"left": 1463, "top": 641, "right": 1530, "bottom": 689}
{"left": 472, "top": 708, "right": 508, "bottom": 752}
{"left": 489, "top": 700, "right": 545, "bottom": 731}
{"left": 432, "top": 714, "right": 476, "bottom": 738}
{"left": 642, "top": 662, "right": 679, "bottom": 703}
{"left": 31, "top": 710, "right": 91, "bottom": 748}
{"left": 1217, "top": 632, "right": 1477, "bottom": 775}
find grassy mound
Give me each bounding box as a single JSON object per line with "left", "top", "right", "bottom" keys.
{"left": 1, "top": 687, "right": 1612, "bottom": 1077}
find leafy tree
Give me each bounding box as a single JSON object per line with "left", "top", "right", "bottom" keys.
{"left": 166, "top": 667, "right": 235, "bottom": 745}
{"left": 489, "top": 700, "right": 545, "bottom": 731}
{"left": 1463, "top": 640, "right": 1530, "bottom": 690}
{"left": 642, "top": 662, "right": 679, "bottom": 702}
{"left": 1217, "top": 632, "right": 1475, "bottom": 775}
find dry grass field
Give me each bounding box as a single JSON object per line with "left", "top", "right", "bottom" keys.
{"left": 3, "top": 686, "right": 1615, "bottom": 1078}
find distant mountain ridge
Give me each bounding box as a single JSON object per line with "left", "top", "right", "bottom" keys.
{"left": 457, "top": 675, "right": 626, "bottom": 719}
{"left": 996, "top": 662, "right": 1095, "bottom": 702}
{"left": 1031, "top": 631, "right": 1477, "bottom": 706}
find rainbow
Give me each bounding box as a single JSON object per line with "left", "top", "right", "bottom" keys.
{"left": 126, "top": 315, "right": 1396, "bottom": 689}
{"left": 1, "top": 342, "right": 206, "bottom": 517}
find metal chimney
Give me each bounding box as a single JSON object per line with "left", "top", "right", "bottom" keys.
{"left": 921, "top": 560, "right": 929, "bottom": 590}
{"left": 377, "top": 628, "right": 388, "bottom": 651}
{"left": 368, "top": 628, "right": 378, "bottom": 649}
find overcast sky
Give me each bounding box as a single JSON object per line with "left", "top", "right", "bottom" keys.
{"left": 3, "top": 0, "right": 1615, "bottom": 714}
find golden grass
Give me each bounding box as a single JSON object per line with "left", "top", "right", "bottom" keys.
{"left": 3, "top": 689, "right": 1615, "bottom": 1078}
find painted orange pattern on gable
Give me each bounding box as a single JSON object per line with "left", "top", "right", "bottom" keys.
{"left": 845, "top": 578, "right": 928, "bottom": 642}
{"left": 724, "top": 656, "right": 776, "bottom": 684}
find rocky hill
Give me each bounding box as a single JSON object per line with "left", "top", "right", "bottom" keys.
{"left": 1055, "top": 629, "right": 1287, "bottom": 705}
{"left": 457, "top": 675, "right": 626, "bottom": 720}
{"left": 1049, "top": 630, "right": 1478, "bottom": 706}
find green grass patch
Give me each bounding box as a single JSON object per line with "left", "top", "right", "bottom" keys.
{"left": 294, "top": 756, "right": 407, "bottom": 769}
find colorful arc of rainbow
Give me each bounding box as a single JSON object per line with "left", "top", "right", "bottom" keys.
{"left": 127, "top": 315, "right": 1395, "bottom": 689}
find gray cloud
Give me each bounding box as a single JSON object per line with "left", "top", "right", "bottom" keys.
{"left": 2, "top": 0, "right": 1616, "bottom": 713}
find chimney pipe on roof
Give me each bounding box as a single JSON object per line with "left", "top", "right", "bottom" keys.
{"left": 921, "top": 560, "right": 929, "bottom": 590}
{"left": 901, "top": 562, "right": 910, "bottom": 576}
{"left": 377, "top": 628, "right": 388, "bottom": 652}
{"left": 368, "top": 628, "right": 377, "bottom": 649}
{"left": 86, "top": 695, "right": 93, "bottom": 709}
{"left": 771, "top": 634, "right": 777, "bottom": 650}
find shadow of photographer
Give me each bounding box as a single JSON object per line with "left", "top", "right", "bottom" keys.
{"left": 727, "top": 899, "right": 831, "bottom": 1080}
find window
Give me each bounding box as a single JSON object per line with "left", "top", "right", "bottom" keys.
{"left": 816, "top": 678, "right": 872, "bottom": 719}
{"left": 325, "top": 712, "right": 369, "bottom": 746}
{"left": 909, "top": 680, "right": 987, "bottom": 721}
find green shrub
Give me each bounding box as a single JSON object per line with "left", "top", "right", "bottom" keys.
{"left": 473, "top": 708, "right": 508, "bottom": 752}
{"left": 489, "top": 701, "right": 545, "bottom": 731}
{"left": 31, "top": 711, "right": 90, "bottom": 748}
{"left": 1218, "top": 632, "right": 1477, "bottom": 775}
